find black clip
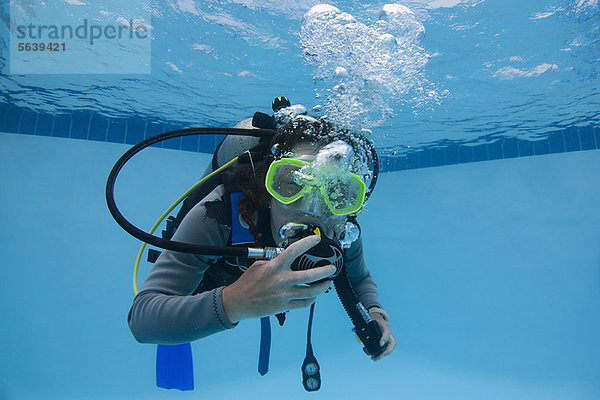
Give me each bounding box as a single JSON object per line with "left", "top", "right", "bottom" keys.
{"left": 252, "top": 112, "right": 275, "bottom": 129}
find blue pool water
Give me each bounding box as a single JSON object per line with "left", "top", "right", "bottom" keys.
{"left": 1, "top": 131, "right": 599, "bottom": 399}
{"left": 1, "top": 0, "right": 600, "bottom": 399}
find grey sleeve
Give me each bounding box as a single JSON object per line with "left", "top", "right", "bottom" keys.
{"left": 345, "top": 234, "right": 382, "bottom": 310}
{"left": 127, "top": 186, "right": 237, "bottom": 345}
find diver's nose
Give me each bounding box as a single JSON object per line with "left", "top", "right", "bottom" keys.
{"left": 303, "top": 201, "right": 320, "bottom": 215}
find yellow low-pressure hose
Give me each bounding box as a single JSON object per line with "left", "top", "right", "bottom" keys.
{"left": 132, "top": 154, "right": 242, "bottom": 295}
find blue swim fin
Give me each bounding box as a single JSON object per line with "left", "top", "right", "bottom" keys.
{"left": 156, "top": 343, "right": 194, "bottom": 391}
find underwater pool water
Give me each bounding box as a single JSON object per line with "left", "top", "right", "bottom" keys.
{"left": 1, "top": 130, "right": 599, "bottom": 400}
{"left": 1, "top": 0, "right": 600, "bottom": 399}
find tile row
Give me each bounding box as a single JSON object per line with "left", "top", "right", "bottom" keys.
{"left": 0, "top": 103, "right": 224, "bottom": 154}
{"left": 1, "top": 102, "right": 598, "bottom": 172}
{"left": 380, "top": 126, "right": 599, "bottom": 171}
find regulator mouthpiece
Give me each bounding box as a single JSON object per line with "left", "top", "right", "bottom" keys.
{"left": 280, "top": 223, "right": 344, "bottom": 281}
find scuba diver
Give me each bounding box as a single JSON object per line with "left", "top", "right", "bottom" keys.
{"left": 115, "top": 99, "right": 396, "bottom": 391}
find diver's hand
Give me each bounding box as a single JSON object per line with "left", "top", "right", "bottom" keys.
{"left": 222, "top": 235, "right": 334, "bottom": 324}
{"left": 370, "top": 312, "right": 396, "bottom": 361}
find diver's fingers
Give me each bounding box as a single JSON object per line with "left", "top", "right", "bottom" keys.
{"left": 387, "top": 336, "right": 397, "bottom": 355}
{"left": 373, "top": 335, "right": 397, "bottom": 361}
{"left": 287, "top": 265, "right": 336, "bottom": 285}
{"left": 288, "top": 297, "right": 317, "bottom": 310}
{"left": 273, "top": 235, "right": 321, "bottom": 271}
{"left": 379, "top": 322, "right": 392, "bottom": 347}
{"left": 288, "top": 280, "right": 331, "bottom": 299}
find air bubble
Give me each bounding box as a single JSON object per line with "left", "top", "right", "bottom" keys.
{"left": 301, "top": 4, "right": 441, "bottom": 130}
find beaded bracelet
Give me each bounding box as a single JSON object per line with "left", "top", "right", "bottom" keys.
{"left": 368, "top": 306, "right": 389, "bottom": 322}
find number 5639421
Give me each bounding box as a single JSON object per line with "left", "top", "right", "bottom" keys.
{"left": 17, "top": 42, "right": 66, "bottom": 51}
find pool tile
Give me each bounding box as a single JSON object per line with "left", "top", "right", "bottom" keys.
{"left": 18, "top": 109, "right": 38, "bottom": 135}
{"left": 125, "top": 117, "right": 146, "bottom": 145}
{"left": 4, "top": 104, "right": 22, "bottom": 133}
{"left": 547, "top": 130, "right": 565, "bottom": 153}
{"left": 473, "top": 144, "right": 488, "bottom": 162}
{"left": 146, "top": 121, "right": 165, "bottom": 148}
{"left": 0, "top": 104, "right": 7, "bottom": 132}
{"left": 458, "top": 145, "right": 473, "bottom": 163}
{"left": 107, "top": 118, "right": 127, "bottom": 144}
{"left": 444, "top": 145, "right": 459, "bottom": 165}
{"left": 379, "top": 156, "right": 391, "bottom": 172}
{"left": 181, "top": 134, "right": 199, "bottom": 152}
{"left": 162, "top": 137, "right": 182, "bottom": 150}
{"left": 406, "top": 151, "right": 419, "bottom": 169}
{"left": 563, "top": 126, "right": 580, "bottom": 152}
{"left": 518, "top": 139, "right": 534, "bottom": 157}
{"left": 70, "top": 110, "right": 91, "bottom": 140}
{"left": 502, "top": 137, "right": 518, "bottom": 159}
{"left": 533, "top": 139, "right": 549, "bottom": 155}
{"left": 89, "top": 115, "right": 109, "bottom": 142}
{"left": 35, "top": 113, "right": 54, "bottom": 136}
{"left": 393, "top": 155, "right": 408, "bottom": 171}
{"left": 579, "top": 126, "right": 595, "bottom": 150}
{"left": 52, "top": 114, "right": 71, "bottom": 138}
{"left": 198, "top": 134, "right": 221, "bottom": 153}
{"left": 594, "top": 127, "right": 600, "bottom": 149}
{"left": 380, "top": 156, "right": 393, "bottom": 172}
{"left": 431, "top": 147, "right": 444, "bottom": 167}
{"left": 488, "top": 140, "right": 503, "bottom": 160}
{"left": 379, "top": 155, "right": 388, "bottom": 172}
{"left": 162, "top": 124, "right": 182, "bottom": 150}
{"left": 418, "top": 149, "right": 432, "bottom": 168}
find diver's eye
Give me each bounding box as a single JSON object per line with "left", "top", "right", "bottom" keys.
{"left": 275, "top": 166, "right": 303, "bottom": 196}
{"left": 276, "top": 181, "right": 301, "bottom": 196}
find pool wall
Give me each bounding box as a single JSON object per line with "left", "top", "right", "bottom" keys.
{"left": 1, "top": 131, "right": 599, "bottom": 399}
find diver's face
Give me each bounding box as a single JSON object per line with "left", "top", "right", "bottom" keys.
{"left": 269, "top": 142, "right": 347, "bottom": 245}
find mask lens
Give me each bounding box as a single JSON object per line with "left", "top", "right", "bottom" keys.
{"left": 273, "top": 164, "right": 303, "bottom": 197}
{"left": 265, "top": 158, "right": 309, "bottom": 204}
{"left": 323, "top": 175, "right": 366, "bottom": 215}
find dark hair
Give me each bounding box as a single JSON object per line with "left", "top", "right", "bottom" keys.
{"left": 224, "top": 116, "right": 369, "bottom": 244}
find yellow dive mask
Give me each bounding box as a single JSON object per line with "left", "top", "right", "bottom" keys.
{"left": 265, "top": 157, "right": 366, "bottom": 216}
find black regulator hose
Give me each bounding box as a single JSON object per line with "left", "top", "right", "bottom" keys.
{"left": 363, "top": 139, "right": 379, "bottom": 203}
{"left": 105, "top": 127, "right": 274, "bottom": 257}
{"left": 333, "top": 268, "right": 385, "bottom": 358}
{"left": 107, "top": 124, "right": 378, "bottom": 257}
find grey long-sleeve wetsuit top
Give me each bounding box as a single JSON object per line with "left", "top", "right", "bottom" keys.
{"left": 128, "top": 185, "right": 381, "bottom": 345}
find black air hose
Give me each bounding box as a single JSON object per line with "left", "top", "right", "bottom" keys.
{"left": 333, "top": 268, "right": 384, "bottom": 358}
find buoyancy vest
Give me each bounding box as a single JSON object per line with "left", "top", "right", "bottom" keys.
{"left": 150, "top": 187, "right": 280, "bottom": 378}
{"left": 191, "top": 191, "right": 273, "bottom": 295}
{"left": 149, "top": 188, "right": 274, "bottom": 294}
